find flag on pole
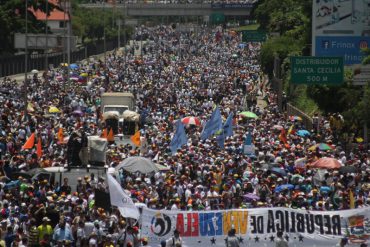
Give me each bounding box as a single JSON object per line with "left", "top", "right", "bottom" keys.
{"left": 57, "top": 127, "right": 64, "bottom": 144}
{"left": 223, "top": 112, "right": 234, "bottom": 137}
{"left": 243, "top": 132, "right": 255, "bottom": 156}
{"left": 130, "top": 131, "right": 141, "bottom": 147}
{"left": 101, "top": 128, "right": 108, "bottom": 139}
{"left": 244, "top": 132, "right": 252, "bottom": 145}
{"left": 200, "top": 106, "right": 222, "bottom": 140}
{"left": 279, "top": 129, "right": 288, "bottom": 144}
{"left": 288, "top": 124, "right": 295, "bottom": 135}
{"left": 36, "top": 138, "right": 42, "bottom": 159}
{"left": 349, "top": 189, "right": 355, "bottom": 209}
{"left": 107, "top": 174, "right": 140, "bottom": 219}
{"left": 107, "top": 128, "right": 114, "bottom": 142}
{"left": 216, "top": 112, "right": 234, "bottom": 148}
{"left": 22, "top": 133, "right": 35, "bottom": 149}
{"left": 170, "top": 120, "right": 188, "bottom": 155}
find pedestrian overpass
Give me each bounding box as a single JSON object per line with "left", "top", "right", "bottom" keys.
{"left": 80, "top": 3, "right": 253, "bottom": 17}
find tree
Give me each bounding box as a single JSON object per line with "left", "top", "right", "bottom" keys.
{"left": 0, "top": 0, "right": 60, "bottom": 55}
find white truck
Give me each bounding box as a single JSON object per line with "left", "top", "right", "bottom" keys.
{"left": 101, "top": 92, "right": 135, "bottom": 116}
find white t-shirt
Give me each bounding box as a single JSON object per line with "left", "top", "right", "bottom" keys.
{"left": 89, "top": 238, "right": 97, "bottom": 247}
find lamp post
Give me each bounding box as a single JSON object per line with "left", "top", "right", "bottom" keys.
{"left": 67, "top": 0, "right": 71, "bottom": 88}
{"left": 103, "top": 0, "right": 106, "bottom": 67}
{"left": 45, "top": 0, "right": 49, "bottom": 71}
{"left": 24, "top": 0, "right": 28, "bottom": 112}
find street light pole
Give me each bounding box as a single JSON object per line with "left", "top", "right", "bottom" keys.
{"left": 103, "top": 0, "right": 106, "bottom": 67}
{"left": 24, "top": 0, "right": 28, "bottom": 111}
{"left": 45, "top": 0, "right": 49, "bottom": 72}
{"left": 118, "top": 19, "right": 121, "bottom": 48}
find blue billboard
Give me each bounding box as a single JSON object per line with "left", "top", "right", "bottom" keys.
{"left": 315, "top": 36, "right": 370, "bottom": 65}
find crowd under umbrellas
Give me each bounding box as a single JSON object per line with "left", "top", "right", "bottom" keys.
{"left": 0, "top": 24, "right": 368, "bottom": 246}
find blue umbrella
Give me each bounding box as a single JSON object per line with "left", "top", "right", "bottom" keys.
{"left": 270, "top": 167, "right": 287, "bottom": 177}
{"left": 275, "top": 184, "right": 294, "bottom": 193}
{"left": 70, "top": 63, "right": 79, "bottom": 69}
{"left": 297, "top": 129, "right": 310, "bottom": 137}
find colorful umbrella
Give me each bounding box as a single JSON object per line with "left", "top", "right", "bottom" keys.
{"left": 239, "top": 111, "right": 258, "bottom": 119}
{"left": 48, "top": 106, "right": 60, "bottom": 113}
{"left": 289, "top": 116, "right": 302, "bottom": 121}
{"left": 243, "top": 193, "right": 260, "bottom": 201}
{"left": 308, "top": 143, "right": 333, "bottom": 151}
{"left": 70, "top": 76, "right": 79, "bottom": 81}
{"left": 310, "top": 157, "right": 341, "bottom": 169}
{"left": 70, "top": 63, "right": 79, "bottom": 69}
{"left": 72, "top": 110, "right": 83, "bottom": 116}
{"left": 356, "top": 137, "right": 364, "bottom": 143}
{"left": 181, "top": 117, "right": 201, "bottom": 126}
{"left": 297, "top": 129, "right": 310, "bottom": 137}
{"left": 272, "top": 125, "right": 284, "bottom": 130}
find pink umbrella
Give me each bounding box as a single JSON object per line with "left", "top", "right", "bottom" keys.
{"left": 181, "top": 117, "right": 201, "bottom": 126}
{"left": 310, "top": 157, "right": 341, "bottom": 169}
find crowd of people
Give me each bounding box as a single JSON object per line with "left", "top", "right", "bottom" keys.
{"left": 0, "top": 24, "right": 368, "bottom": 246}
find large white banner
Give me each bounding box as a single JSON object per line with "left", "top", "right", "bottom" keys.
{"left": 140, "top": 207, "right": 370, "bottom": 247}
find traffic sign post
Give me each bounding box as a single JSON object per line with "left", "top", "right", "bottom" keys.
{"left": 290, "top": 56, "right": 344, "bottom": 85}
{"left": 241, "top": 30, "right": 266, "bottom": 42}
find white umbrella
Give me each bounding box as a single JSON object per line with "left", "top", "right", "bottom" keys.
{"left": 31, "top": 69, "right": 39, "bottom": 74}
{"left": 116, "top": 156, "right": 159, "bottom": 174}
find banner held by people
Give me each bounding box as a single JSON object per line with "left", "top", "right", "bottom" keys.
{"left": 140, "top": 207, "right": 370, "bottom": 247}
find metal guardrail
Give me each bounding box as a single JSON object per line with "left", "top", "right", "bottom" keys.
{"left": 287, "top": 103, "right": 313, "bottom": 130}
{"left": 0, "top": 37, "right": 126, "bottom": 78}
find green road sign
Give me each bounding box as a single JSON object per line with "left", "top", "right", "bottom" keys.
{"left": 290, "top": 57, "right": 344, "bottom": 85}
{"left": 241, "top": 30, "right": 266, "bottom": 42}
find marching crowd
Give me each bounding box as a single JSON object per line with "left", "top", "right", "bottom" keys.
{"left": 0, "top": 24, "right": 368, "bottom": 246}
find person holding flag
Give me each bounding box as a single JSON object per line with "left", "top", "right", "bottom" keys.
{"left": 170, "top": 120, "right": 188, "bottom": 155}
{"left": 200, "top": 106, "right": 222, "bottom": 141}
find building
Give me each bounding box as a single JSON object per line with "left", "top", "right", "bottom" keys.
{"left": 31, "top": 0, "right": 71, "bottom": 35}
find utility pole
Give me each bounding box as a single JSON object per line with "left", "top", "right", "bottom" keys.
{"left": 24, "top": 0, "right": 29, "bottom": 111}
{"left": 45, "top": 0, "right": 49, "bottom": 71}
{"left": 103, "top": 0, "right": 106, "bottom": 67}
{"left": 118, "top": 19, "right": 121, "bottom": 48}
{"left": 67, "top": 0, "right": 71, "bottom": 78}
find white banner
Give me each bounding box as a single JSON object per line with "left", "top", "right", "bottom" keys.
{"left": 140, "top": 207, "right": 370, "bottom": 247}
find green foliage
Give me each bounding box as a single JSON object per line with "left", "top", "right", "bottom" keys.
{"left": 72, "top": 3, "right": 127, "bottom": 44}
{"left": 0, "top": 0, "right": 60, "bottom": 54}
{"left": 260, "top": 36, "right": 302, "bottom": 77}
{"left": 254, "top": 0, "right": 368, "bottom": 132}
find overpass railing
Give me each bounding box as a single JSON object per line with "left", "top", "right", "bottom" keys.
{"left": 0, "top": 37, "right": 125, "bottom": 78}
{"left": 84, "top": 0, "right": 257, "bottom": 5}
